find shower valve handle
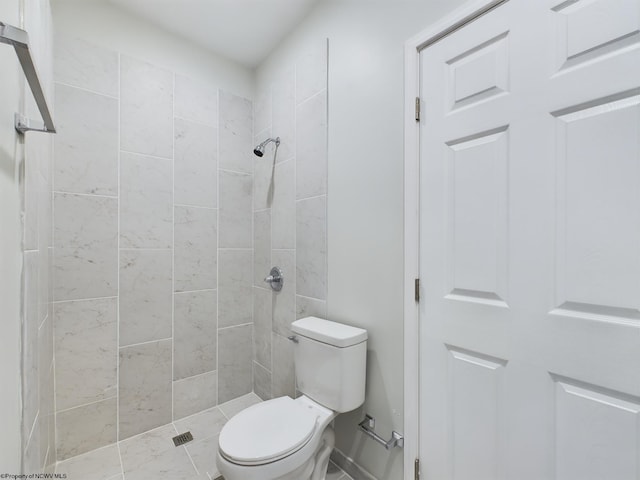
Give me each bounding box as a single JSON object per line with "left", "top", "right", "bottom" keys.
{"left": 264, "top": 267, "right": 284, "bottom": 292}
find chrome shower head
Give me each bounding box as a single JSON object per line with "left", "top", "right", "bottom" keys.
{"left": 253, "top": 137, "right": 280, "bottom": 157}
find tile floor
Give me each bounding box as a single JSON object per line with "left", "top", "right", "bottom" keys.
{"left": 55, "top": 393, "right": 353, "bottom": 480}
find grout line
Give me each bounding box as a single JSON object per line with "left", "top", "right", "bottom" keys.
{"left": 173, "top": 203, "right": 217, "bottom": 210}
{"left": 215, "top": 86, "right": 220, "bottom": 408}
{"left": 54, "top": 80, "right": 119, "bottom": 100}
{"left": 174, "top": 287, "right": 217, "bottom": 295}
{"left": 250, "top": 95, "right": 256, "bottom": 397}
{"left": 119, "top": 148, "right": 172, "bottom": 162}
{"left": 296, "top": 86, "right": 327, "bottom": 108}
{"left": 183, "top": 445, "right": 200, "bottom": 476}
{"left": 295, "top": 192, "right": 327, "bottom": 203}
{"left": 52, "top": 295, "right": 118, "bottom": 305}
{"left": 118, "top": 247, "right": 172, "bottom": 251}
{"left": 116, "top": 49, "right": 122, "bottom": 444}
{"left": 118, "top": 337, "right": 173, "bottom": 350}
{"left": 173, "top": 113, "right": 217, "bottom": 130}
{"left": 52, "top": 103, "right": 59, "bottom": 463}
{"left": 52, "top": 190, "right": 118, "bottom": 199}
{"left": 218, "top": 167, "right": 252, "bottom": 176}
{"left": 218, "top": 322, "right": 253, "bottom": 331}
{"left": 171, "top": 70, "right": 176, "bottom": 424}
{"left": 296, "top": 293, "right": 327, "bottom": 303}
{"left": 174, "top": 369, "right": 217, "bottom": 383}
{"left": 55, "top": 395, "right": 117, "bottom": 415}
{"left": 173, "top": 403, "right": 224, "bottom": 424}
{"left": 254, "top": 359, "right": 272, "bottom": 374}
{"left": 292, "top": 62, "right": 299, "bottom": 399}
{"left": 24, "top": 411, "right": 39, "bottom": 455}
{"left": 38, "top": 311, "right": 48, "bottom": 331}
{"left": 323, "top": 40, "right": 330, "bottom": 320}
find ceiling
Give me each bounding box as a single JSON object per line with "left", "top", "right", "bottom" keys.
{"left": 106, "top": 0, "right": 323, "bottom": 67}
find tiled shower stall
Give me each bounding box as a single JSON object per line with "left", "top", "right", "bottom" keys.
{"left": 48, "top": 32, "right": 328, "bottom": 463}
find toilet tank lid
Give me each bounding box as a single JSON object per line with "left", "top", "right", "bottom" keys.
{"left": 292, "top": 317, "right": 367, "bottom": 348}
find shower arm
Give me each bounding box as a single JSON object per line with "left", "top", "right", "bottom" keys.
{"left": 259, "top": 137, "right": 280, "bottom": 149}
{"left": 0, "top": 21, "right": 56, "bottom": 134}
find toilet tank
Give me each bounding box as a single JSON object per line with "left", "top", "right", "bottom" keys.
{"left": 291, "top": 317, "right": 367, "bottom": 413}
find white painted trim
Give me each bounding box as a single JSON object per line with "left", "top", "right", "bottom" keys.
{"left": 402, "top": 30, "right": 420, "bottom": 480}
{"left": 402, "top": 1, "right": 506, "bottom": 478}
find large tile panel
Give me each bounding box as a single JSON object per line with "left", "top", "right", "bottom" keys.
{"left": 174, "top": 289, "right": 217, "bottom": 380}
{"left": 119, "top": 249, "right": 172, "bottom": 346}
{"left": 56, "top": 397, "right": 117, "bottom": 460}
{"left": 173, "top": 371, "right": 217, "bottom": 420}
{"left": 296, "top": 196, "right": 327, "bottom": 300}
{"left": 54, "top": 84, "right": 118, "bottom": 196}
{"left": 254, "top": 210, "right": 271, "bottom": 286}
{"left": 272, "top": 160, "right": 295, "bottom": 249}
{"left": 22, "top": 251, "right": 39, "bottom": 444}
{"left": 119, "top": 152, "right": 172, "bottom": 249}
{"left": 271, "top": 67, "right": 295, "bottom": 162}
{"left": 174, "top": 118, "right": 217, "bottom": 208}
{"left": 218, "top": 250, "right": 252, "bottom": 328}
{"left": 119, "top": 339, "right": 172, "bottom": 440}
{"left": 174, "top": 206, "right": 217, "bottom": 292}
{"left": 54, "top": 298, "right": 117, "bottom": 411}
{"left": 296, "top": 39, "right": 328, "bottom": 105}
{"left": 55, "top": 444, "right": 122, "bottom": 480}
{"left": 174, "top": 74, "right": 218, "bottom": 127}
{"left": 119, "top": 424, "right": 198, "bottom": 480}
{"left": 219, "top": 91, "right": 252, "bottom": 173}
{"left": 53, "top": 193, "right": 117, "bottom": 301}
{"left": 219, "top": 170, "right": 252, "bottom": 248}
{"left": 253, "top": 361, "right": 272, "bottom": 401}
{"left": 218, "top": 325, "right": 253, "bottom": 404}
{"left": 272, "top": 333, "right": 295, "bottom": 399}
{"left": 54, "top": 36, "right": 119, "bottom": 97}
{"left": 253, "top": 286, "right": 272, "bottom": 369}
{"left": 272, "top": 249, "right": 296, "bottom": 336}
{"left": 120, "top": 55, "right": 173, "bottom": 158}
{"left": 296, "top": 89, "right": 327, "bottom": 199}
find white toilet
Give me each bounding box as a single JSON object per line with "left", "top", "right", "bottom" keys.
{"left": 216, "top": 316, "right": 367, "bottom": 480}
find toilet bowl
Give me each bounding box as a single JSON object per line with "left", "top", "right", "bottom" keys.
{"left": 216, "top": 317, "right": 368, "bottom": 480}
{"left": 216, "top": 395, "right": 336, "bottom": 480}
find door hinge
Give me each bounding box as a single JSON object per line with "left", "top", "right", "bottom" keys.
{"left": 414, "top": 278, "right": 420, "bottom": 303}
{"left": 415, "top": 97, "right": 421, "bottom": 122}
{"left": 415, "top": 458, "right": 420, "bottom": 480}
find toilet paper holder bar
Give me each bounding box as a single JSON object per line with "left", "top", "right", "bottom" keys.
{"left": 358, "top": 414, "right": 404, "bottom": 450}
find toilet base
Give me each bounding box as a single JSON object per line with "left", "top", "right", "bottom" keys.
{"left": 217, "top": 426, "right": 336, "bottom": 480}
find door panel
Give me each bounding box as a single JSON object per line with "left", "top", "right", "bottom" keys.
{"left": 418, "top": 0, "right": 640, "bottom": 478}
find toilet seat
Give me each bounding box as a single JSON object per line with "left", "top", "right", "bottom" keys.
{"left": 219, "top": 396, "right": 318, "bottom": 466}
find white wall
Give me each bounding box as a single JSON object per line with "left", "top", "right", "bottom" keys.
{"left": 0, "top": 0, "right": 26, "bottom": 472}
{"left": 0, "top": 4, "right": 24, "bottom": 474}
{"left": 51, "top": 0, "right": 254, "bottom": 99}
{"left": 258, "top": 1, "right": 466, "bottom": 478}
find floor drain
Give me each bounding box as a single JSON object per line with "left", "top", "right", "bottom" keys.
{"left": 172, "top": 431, "right": 193, "bottom": 446}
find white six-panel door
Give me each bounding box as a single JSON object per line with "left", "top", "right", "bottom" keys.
{"left": 418, "top": 0, "right": 640, "bottom": 479}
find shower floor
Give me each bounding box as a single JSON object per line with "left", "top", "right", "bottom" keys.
{"left": 55, "top": 393, "right": 353, "bottom": 480}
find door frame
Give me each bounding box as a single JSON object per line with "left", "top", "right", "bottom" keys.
{"left": 402, "top": 1, "right": 510, "bottom": 477}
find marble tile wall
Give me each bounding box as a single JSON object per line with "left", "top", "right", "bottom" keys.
{"left": 252, "top": 40, "right": 328, "bottom": 401}
{"left": 52, "top": 36, "right": 254, "bottom": 460}
{"left": 21, "top": 0, "right": 56, "bottom": 474}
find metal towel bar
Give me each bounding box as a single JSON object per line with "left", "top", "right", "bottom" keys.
{"left": 358, "top": 414, "right": 404, "bottom": 450}
{"left": 0, "top": 21, "right": 56, "bottom": 134}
